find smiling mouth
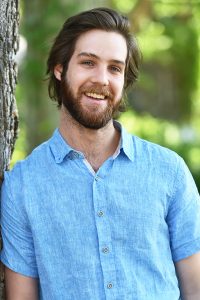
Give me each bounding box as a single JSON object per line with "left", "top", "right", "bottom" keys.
{"left": 85, "top": 92, "right": 106, "bottom": 100}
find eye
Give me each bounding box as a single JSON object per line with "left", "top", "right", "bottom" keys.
{"left": 81, "top": 60, "right": 94, "bottom": 67}
{"left": 109, "top": 65, "right": 122, "bottom": 73}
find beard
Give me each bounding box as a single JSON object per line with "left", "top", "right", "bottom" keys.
{"left": 60, "top": 78, "right": 122, "bottom": 130}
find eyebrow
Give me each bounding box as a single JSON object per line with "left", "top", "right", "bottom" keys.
{"left": 77, "top": 52, "right": 125, "bottom": 66}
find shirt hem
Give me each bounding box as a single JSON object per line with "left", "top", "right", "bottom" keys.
{"left": 172, "top": 238, "right": 200, "bottom": 262}
{"left": 1, "top": 255, "right": 39, "bottom": 278}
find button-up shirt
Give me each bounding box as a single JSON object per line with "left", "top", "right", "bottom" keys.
{"left": 1, "top": 122, "right": 200, "bottom": 300}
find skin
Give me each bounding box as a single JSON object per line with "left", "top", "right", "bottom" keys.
{"left": 4, "top": 29, "right": 200, "bottom": 299}
{"left": 4, "top": 267, "right": 38, "bottom": 299}
{"left": 175, "top": 253, "right": 200, "bottom": 300}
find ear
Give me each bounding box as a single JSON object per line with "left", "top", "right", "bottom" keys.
{"left": 54, "top": 64, "right": 63, "bottom": 81}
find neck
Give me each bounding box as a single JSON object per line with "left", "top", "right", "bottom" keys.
{"left": 59, "top": 106, "right": 120, "bottom": 171}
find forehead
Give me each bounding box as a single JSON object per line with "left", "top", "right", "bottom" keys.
{"left": 73, "top": 29, "right": 127, "bottom": 62}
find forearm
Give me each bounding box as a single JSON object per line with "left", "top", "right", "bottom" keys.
{"left": 5, "top": 267, "right": 39, "bottom": 300}
{"left": 180, "top": 291, "right": 200, "bottom": 300}
{"left": 179, "top": 273, "right": 200, "bottom": 299}
{"left": 176, "top": 252, "right": 200, "bottom": 300}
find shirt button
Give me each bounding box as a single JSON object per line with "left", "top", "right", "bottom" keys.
{"left": 72, "top": 152, "right": 79, "bottom": 159}
{"left": 95, "top": 175, "right": 100, "bottom": 181}
{"left": 107, "top": 283, "right": 113, "bottom": 289}
{"left": 102, "top": 247, "right": 109, "bottom": 253}
{"left": 98, "top": 211, "right": 104, "bottom": 217}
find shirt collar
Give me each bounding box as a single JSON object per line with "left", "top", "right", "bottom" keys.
{"left": 114, "top": 120, "right": 134, "bottom": 162}
{"left": 49, "top": 129, "right": 74, "bottom": 163}
{"left": 49, "top": 122, "right": 134, "bottom": 164}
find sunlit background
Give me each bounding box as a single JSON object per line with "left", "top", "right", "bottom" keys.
{"left": 13, "top": 0, "right": 200, "bottom": 191}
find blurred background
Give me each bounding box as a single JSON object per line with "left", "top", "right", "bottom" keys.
{"left": 13, "top": 0, "right": 200, "bottom": 191}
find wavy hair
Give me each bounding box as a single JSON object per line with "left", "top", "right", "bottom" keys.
{"left": 46, "top": 7, "right": 141, "bottom": 108}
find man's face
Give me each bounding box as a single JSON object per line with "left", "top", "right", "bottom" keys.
{"left": 59, "top": 29, "right": 127, "bottom": 129}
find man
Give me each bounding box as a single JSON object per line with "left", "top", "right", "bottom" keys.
{"left": 1, "top": 7, "right": 200, "bottom": 300}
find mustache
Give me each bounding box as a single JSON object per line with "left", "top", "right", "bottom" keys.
{"left": 80, "top": 84, "right": 114, "bottom": 99}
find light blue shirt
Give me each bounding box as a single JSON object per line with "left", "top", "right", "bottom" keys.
{"left": 1, "top": 122, "right": 200, "bottom": 300}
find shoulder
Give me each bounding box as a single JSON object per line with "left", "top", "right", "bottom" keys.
{"left": 133, "top": 135, "right": 199, "bottom": 196}
{"left": 132, "top": 134, "right": 181, "bottom": 168}
{"left": 3, "top": 138, "right": 52, "bottom": 190}
{"left": 130, "top": 134, "right": 196, "bottom": 195}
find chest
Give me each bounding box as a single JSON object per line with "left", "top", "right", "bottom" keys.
{"left": 24, "top": 159, "right": 170, "bottom": 253}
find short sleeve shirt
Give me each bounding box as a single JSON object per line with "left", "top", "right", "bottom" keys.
{"left": 1, "top": 122, "right": 200, "bottom": 300}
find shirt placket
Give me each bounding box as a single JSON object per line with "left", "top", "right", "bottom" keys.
{"left": 92, "top": 168, "right": 117, "bottom": 299}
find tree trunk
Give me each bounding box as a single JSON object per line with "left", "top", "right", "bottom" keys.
{"left": 0, "top": 0, "right": 19, "bottom": 298}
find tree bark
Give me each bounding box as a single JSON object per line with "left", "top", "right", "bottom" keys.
{"left": 0, "top": 0, "right": 19, "bottom": 298}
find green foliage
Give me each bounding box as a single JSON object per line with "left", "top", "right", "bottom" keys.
{"left": 138, "top": 22, "right": 173, "bottom": 61}
{"left": 112, "top": 0, "right": 137, "bottom": 13}
{"left": 11, "top": 127, "right": 27, "bottom": 168}
{"left": 134, "top": 6, "right": 199, "bottom": 121}
{"left": 161, "top": 16, "right": 199, "bottom": 119}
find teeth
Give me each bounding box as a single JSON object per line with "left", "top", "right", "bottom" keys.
{"left": 85, "top": 92, "right": 105, "bottom": 100}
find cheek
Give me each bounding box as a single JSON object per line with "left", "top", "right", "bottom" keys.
{"left": 113, "top": 78, "right": 124, "bottom": 96}
{"left": 65, "top": 72, "right": 82, "bottom": 95}
{"left": 68, "top": 71, "right": 88, "bottom": 88}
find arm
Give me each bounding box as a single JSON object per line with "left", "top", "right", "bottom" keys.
{"left": 175, "top": 252, "right": 200, "bottom": 300}
{"left": 1, "top": 171, "right": 39, "bottom": 297}
{"left": 5, "top": 267, "right": 39, "bottom": 300}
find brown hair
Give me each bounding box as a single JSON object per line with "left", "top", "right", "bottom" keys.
{"left": 46, "top": 7, "right": 141, "bottom": 107}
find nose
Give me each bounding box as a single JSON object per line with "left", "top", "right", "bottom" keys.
{"left": 90, "top": 66, "right": 109, "bottom": 86}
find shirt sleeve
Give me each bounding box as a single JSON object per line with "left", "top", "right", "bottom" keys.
{"left": 167, "top": 157, "right": 200, "bottom": 262}
{"left": 0, "top": 170, "right": 38, "bottom": 278}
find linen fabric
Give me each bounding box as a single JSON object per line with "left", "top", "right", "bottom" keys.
{"left": 1, "top": 122, "right": 200, "bottom": 300}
